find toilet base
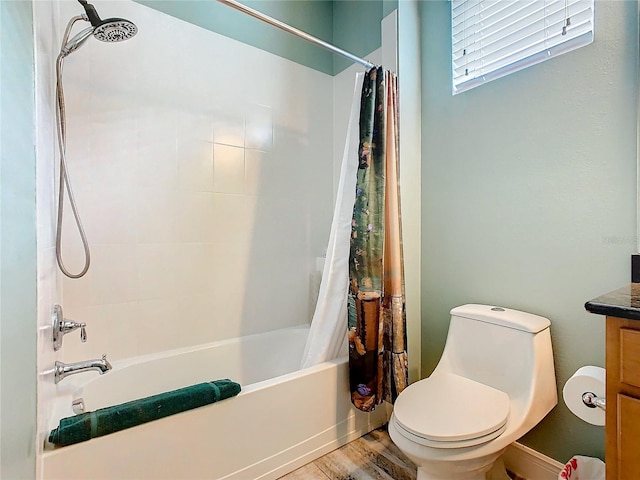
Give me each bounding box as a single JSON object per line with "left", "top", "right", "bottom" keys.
{"left": 416, "top": 454, "right": 510, "bottom": 480}
{"left": 486, "top": 457, "right": 512, "bottom": 480}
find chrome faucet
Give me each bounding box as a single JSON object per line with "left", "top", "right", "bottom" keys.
{"left": 54, "top": 354, "right": 112, "bottom": 384}
{"left": 52, "top": 304, "right": 87, "bottom": 351}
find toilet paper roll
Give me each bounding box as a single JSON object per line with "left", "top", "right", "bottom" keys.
{"left": 563, "top": 366, "right": 606, "bottom": 426}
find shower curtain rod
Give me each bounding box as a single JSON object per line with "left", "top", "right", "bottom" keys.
{"left": 216, "top": 0, "right": 377, "bottom": 69}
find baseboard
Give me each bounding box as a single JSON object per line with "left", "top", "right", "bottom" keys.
{"left": 503, "top": 442, "right": 564, "bottom": 480}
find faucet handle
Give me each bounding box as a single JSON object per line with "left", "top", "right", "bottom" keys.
{"left": 52, "top": 305, "right": 88, "bottom": 351}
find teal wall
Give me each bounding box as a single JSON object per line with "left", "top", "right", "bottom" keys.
{"left": 419, "top": 1, "right": 638, "bottom": 463}
{"left": 0, "top": 1, "right": 38, "bottom": 478}
{"left": 136, "top": 0, "right": 390, "bottom": 75}
{"left": 332, "top": 0, "right": 382, "bottom": 73}
{"left": 332, "top": 0, "right": 397, "bottom": 73}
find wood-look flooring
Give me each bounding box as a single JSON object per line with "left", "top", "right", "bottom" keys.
{"left": 279, "top": 428, "right": 416, "bottom": 480}
{"left": 279, "top": 427, "right": 527, "bottom": 480}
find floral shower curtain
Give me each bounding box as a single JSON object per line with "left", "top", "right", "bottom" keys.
{"left": 348, "top": 67, "right": 407, "bottom": 412}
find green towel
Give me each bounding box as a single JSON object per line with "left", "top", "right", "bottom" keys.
{"left": 49, "top": 379, "right": 241, "bottom": 447}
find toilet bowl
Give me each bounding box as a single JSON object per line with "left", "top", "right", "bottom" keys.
{"left": 389, "top": 304, "right": 557, "bottom": 480}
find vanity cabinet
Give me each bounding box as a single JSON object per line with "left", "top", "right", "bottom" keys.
{"left": 585, "top": 284, "right": 640, "bottom": 480}
{"left": 605, "top": 316, "right": 640, "bottom": 480}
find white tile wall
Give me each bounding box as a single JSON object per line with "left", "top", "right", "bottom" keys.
{"left": 49, "top": 0, "right": 335, "bottom": 364}
{"left": 212, "top": 144, "right": 245, "bottom": 193}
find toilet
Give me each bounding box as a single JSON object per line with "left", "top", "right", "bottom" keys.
{"left": 389, "top": 304, "right": 557, "bottom": 480}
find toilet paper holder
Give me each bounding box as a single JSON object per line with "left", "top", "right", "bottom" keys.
{"left": 582, "top": 392, "right": 606, "bottom": 411}
{"left": 564, "top": 366, "right": 606, "bottom": 425}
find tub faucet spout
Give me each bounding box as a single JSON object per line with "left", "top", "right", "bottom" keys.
{"left": 54, "top": 354, "right": 112, "bottom": 384}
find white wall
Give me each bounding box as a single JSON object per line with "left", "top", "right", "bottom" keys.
{"left": 397, "top": 1, "right": 422, "bottom": 384}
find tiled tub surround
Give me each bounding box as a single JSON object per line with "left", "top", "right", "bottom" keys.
{"left": 55, "top": 0, "right": 334, "bottom": 363}
{"left": 42, "top": 326, "right": 389, "bottom": 479}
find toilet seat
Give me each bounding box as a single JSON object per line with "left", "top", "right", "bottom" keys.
{"left": 393, "top": 373, "right": 510, "bottom": 449}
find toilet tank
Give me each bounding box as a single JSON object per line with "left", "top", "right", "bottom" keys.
{"left": 433, "top": 304, "right": 555, "bottom": 403}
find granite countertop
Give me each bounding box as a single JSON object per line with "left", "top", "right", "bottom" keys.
{"left": 585, "top": 284, "right": 640, "bottom": 321}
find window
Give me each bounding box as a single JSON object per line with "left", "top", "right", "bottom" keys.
{"left": 452, "top": 0, "right": 594, "bottom": 94}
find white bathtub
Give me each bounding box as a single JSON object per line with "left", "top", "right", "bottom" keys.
{"left": 42, "top": 325, "right": 390, "bottom": 480}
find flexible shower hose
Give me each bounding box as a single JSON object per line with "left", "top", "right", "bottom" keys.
{"left": 55, "top": 15, "right": 91, "bottom": 279}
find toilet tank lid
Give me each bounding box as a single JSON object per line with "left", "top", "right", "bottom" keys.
{"left": 450, "top": 304, "right": 550, "bottom": 333}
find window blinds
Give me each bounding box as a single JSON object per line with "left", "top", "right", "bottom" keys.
{"left": 452, "top": 0, "right": 594, "bottom": 94}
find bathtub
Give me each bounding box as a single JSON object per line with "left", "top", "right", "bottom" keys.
{"left": 42, "top": 325, "right": 390, "bottom": 480}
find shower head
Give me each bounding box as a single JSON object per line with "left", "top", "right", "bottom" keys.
{"left": 60, "top": 1, "right": 137, "bottom": 57}
{"left": 61, "top": 26, "right": 96, "bottom": 56}
{"left": 92, "top": 19, "right": 138, "bottom": 43}
{"left": 77, "top": 0, "right": 137, "bottom": 42}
